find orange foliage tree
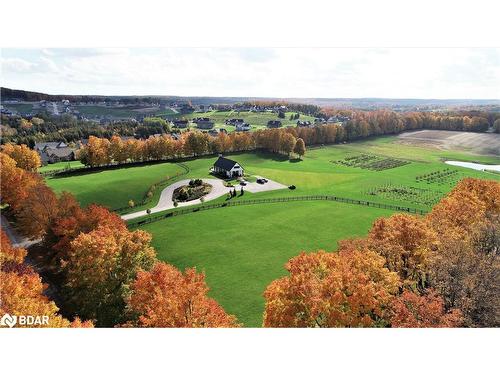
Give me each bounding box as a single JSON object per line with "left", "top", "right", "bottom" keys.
{"left": 62, "top": 226, "right": 156, "bottom": 326}
{"left": 263, "top": 250, "right": 400, "bottom": 327}
{"left": 0, "top": 231, "right": 92, "bottom": 328}
{"left": 1, "top": 143, "right": 41, "bottom": 172}
{"left": 367, "top": 213, "right": 436, "bottom": 290}
{"left": 125, "top": 262, "right": 239, "bottom": 327}
{"left": 390, "top": 290, "right": 462, "bottom": 328}
{"left": 0, "top": 153, "right": 41, "bottom": 212}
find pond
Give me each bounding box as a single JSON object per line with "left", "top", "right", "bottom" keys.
{"left": 445, "top": 161, "right": 500, "bottom": 172}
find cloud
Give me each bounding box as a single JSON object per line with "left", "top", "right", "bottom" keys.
{"left": 1, "top": 57, "right": 37, "bottom": 73}
{"left": 41, "top": 48, "right": 130, "bottom": 58}
{"left": 1, "top": 48, "right": 499, "bottom": 98}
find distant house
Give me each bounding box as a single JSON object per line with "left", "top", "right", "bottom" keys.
{"left": 35, "top": 141, "right": 75, "bottom": 165}
{"left": 34, "top": 141, "right": 67, "bottom": 152}
{"left": 212, "top": 156, "right": 244, "bottom": 178}
{"left": 267, "top": 120, "right": 282, "bottom": 128}
{"left": 179, "top": 103, "right": 194, "bottom": 114}
{"left": 327, "top": 115, "right": 350, "bottom": 124}
{"left": 226, "top": 118, "right": 245, "bottom": 125}
{"left": 172, "top": 119, "right": 189, "bottom": 128}
{"left": 297, "top": 120, "right": 312, "bottom": 127}
{"left": 193, "top": 117, "right": 214, "bottom": 129}
{"left": 235, "top": 122, "right": 251, "bottom": 131}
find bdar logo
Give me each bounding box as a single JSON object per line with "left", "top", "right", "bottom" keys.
{"left": 0, "top": 313, "right": 18, "bottom": 328}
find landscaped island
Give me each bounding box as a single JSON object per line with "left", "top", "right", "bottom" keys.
{"left": 173, "top": 179, "right": 212, "bottom": 202}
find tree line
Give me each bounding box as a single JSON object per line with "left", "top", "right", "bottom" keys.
{"left": 78, "top": 130, "right": 306, "bottom": 167}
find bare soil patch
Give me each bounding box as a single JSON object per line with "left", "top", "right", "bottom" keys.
{"left": 396, "top": 130, "right": 500, "bottom": 156}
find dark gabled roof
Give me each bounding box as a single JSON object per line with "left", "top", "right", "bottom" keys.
{"left": 34, "top": 141, "right": 65, "bottom": 151}
{"left": 213, "top": 156, "right": 240, "bottom": 171}
{"left": 46, "top": 147, "right": 75, "bottom": 158}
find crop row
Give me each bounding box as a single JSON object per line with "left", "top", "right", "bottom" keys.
{"left": 335, "top": 154, "right": 410, "bottom": 171}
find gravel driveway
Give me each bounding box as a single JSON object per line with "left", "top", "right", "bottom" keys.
{"left": 121, "top": 177, "right": 287, "bottom": 220}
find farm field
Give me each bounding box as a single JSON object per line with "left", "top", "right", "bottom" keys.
{"left": 43, "top": 132, "right": 500, "bottom": 325}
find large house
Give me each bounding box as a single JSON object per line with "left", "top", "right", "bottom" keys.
{"left": 235, "top": 122, "right": 251, "bottom": 131}
{"left": 35, "top": 141, "right": 76, "bottom": 165}
{"left": 193, "top": 117, "right": 215, "bottom": 129}
{"left": 297, "top": 120, "right": 312, "bottom": 127}
{"left": 172, "top": 119, "right": 189, "bottom": 128}
{"left": 212, "top": 156, "right": 244, "bottom": 178}
{"left": 267, "top": 120, "right": 282, "bottom": 128}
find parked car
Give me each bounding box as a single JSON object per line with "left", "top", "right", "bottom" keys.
{"left": 240, "top": 181, "right": 247, "bottom": 186}
{"left": 256, "top": 178, "right": 265, "bottom": 184}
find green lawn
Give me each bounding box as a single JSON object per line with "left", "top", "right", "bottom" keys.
{"left": 3, "top": 103, "right": 34, "bottom": 114}
{"left": 40, "top": 160, "right": 85, "bottom": 173}
{"left": 74, "top": 105, "right": 177, "bottom": 119}
{"left": 46, "top": 163, "right": 184, "bottom": 210}
{"left": 143, "top": 201, "right": 394, "bottom": 327}
{"left": 44, "top": 134, "right": 500, "bottom": 325}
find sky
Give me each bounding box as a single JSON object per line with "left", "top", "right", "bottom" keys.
{"left": 1, "top": 48, "right": 499, "bottom": 99}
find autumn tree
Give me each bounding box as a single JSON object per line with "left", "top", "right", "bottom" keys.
{"left": 1, "top": 230, "right": 27, "bottom": 264}
{"left": 125, "top": 262, "right": 239, "bottom": 327}
{"left": 63, "top": 226, "right": 156, "bottom": 326}
{"left": 15, "top": 184, "right": 60, "bottom": 239}
{"left": 427, "top": 217, "right": 500, "bottom": 327}
{"left": 293, "top": 137, "right": 306, "bottom": 159}
{"left": 0, "top": 153, "right": 41, "bottom": 212}
{"left": 390, "top": 290, "right": 462, "bottom": 328}
{"left": 494, "top": 118, "right": 500, "bottom": 133}
{"left": 48, "top": 203, "right": 127, "bottom": 266}
{"left": 1, "top": 143, "right": 41, "bottom": 172}
{"left": 109, "top": 135, "right": 128, "bottom": 164}
{"left": 367, "top": 214, "right": 436, "bottom": 290}
{"left": 427, "top": 178, "right": 500, "bottom": 241}
{"left": 280, "top": 132, "right": 296, "bottom": 157}
{"left": 263, "top": 250, "right": 400, "bottom": 327}
{"left": 0, "top": 231, "right": 92, "bottom": 328}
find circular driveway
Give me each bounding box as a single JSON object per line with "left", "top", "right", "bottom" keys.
{"left": 121, "top": 177, "right": 286, "bottom": 220}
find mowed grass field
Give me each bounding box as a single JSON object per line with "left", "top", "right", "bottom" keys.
{"left": 74, "top": 105, "right": 178, "bottom": 118}
{"left": 144, "top": 202, "right": 394, "bottom": 327}
{"left": 47, "top": 163, "right": 184, "bottom": 209}
{"left": 44, "top": 133, "right": 500, "bottom": 325}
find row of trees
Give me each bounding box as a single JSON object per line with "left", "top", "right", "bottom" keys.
{"left": 263, "top": 178, "right": 500, "bottom": 327}
{"left": 78, "top": 130, "right": 307, "bottom": 167}
{"left": 0, "top": 151, "right": 239, "bottom": 327}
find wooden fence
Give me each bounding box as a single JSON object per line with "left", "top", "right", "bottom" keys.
{"left": 127, "top": 194, "right": 428, "bottom": 228}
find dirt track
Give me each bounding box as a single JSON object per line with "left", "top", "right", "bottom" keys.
{"left": 396, "top": 130, "right": 500, "bottom": 156}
